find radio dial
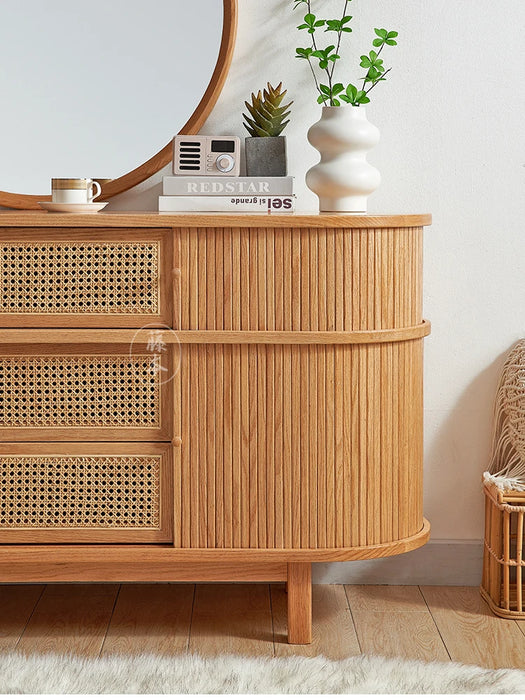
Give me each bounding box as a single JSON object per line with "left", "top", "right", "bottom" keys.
{"left": 216, "top": 154, "right": 234, "bottom": 173}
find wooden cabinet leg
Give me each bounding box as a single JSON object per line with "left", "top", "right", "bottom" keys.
{"left": 287, "top": 562, "right": 312, "bottom": 644}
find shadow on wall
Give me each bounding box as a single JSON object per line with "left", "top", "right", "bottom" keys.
{"left": 423, "top": 346, "right": 513, "bottom": 539}
{"left": 104, "top": 169, "right": 167, "bottom": 211}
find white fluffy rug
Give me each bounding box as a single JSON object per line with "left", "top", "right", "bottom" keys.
{"left": 1, "top": 652, "right": 525, "bottom": 694}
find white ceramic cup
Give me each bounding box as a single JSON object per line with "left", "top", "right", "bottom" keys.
{"left": 51, "top": 178, "right": 102, "bottom": 204}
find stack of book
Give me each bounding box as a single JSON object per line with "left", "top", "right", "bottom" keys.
{"left": 158, "top": 176, "right": 296, "bottom": 212}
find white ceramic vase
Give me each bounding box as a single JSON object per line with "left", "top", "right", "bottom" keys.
{"left": 306, "top": 105, "right": 381, "bottom": 213}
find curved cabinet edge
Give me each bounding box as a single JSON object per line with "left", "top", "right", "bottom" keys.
{"left": 0, "top": 519, "right": 431, "bottom": 582}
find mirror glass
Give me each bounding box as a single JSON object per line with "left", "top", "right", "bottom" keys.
{"left": 0, "top": 1, "right": 223, "bottom": 193}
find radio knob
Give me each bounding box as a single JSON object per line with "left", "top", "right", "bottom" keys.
{"left": 216, "top": 154, "right": 234, "bottom": 173}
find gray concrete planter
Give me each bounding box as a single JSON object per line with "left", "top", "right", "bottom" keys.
{"left": 245, "top": 136, "right": 287, "bottom": 177}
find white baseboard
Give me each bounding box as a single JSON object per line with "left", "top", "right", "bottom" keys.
{"left": 312, "top": 540, "right": 483, "bottom": 586}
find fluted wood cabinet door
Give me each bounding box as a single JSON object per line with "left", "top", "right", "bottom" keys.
{"left": 177, "top": 339, "right": 423, "bottom": 551}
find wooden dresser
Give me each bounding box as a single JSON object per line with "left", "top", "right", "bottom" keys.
{"left": 0, "top": 212, "right": 431, "bottom": 643}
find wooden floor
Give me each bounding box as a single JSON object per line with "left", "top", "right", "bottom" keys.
{"left": 0, "top": 584, "right": 524, "bottom": 669}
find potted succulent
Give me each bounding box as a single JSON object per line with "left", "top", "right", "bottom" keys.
{"left": 294, "top": 0, "right": 398, "bottom": 212}
{"left": 243, "top": 82, "right": 293, "bottom": 177}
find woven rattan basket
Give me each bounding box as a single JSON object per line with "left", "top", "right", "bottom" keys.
{"left": 481, "top": 481, "right": 525, "bottom": 618}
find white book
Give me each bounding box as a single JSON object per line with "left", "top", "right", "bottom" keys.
{"left": 159, "top": 195, "right": 296, "bottom": 213}
{"left": 162, "top": 176, "right": 294, "bottom": 196}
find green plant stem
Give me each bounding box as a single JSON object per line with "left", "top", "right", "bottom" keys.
{"left": 360, "top": 41, "right": 385, "bottom": 92}
{"left": 306, "top": 0, "right": 334, "bottom": 104}
{"left": 364, "top": 67, "right": 392, "bottom": 97}
{"left": 328, "top": 0, "right": 348, "bottom": 82}
{"left": 307, "top": 56, "right": 327, "bottom": 104}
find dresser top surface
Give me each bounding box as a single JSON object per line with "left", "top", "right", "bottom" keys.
{"left": 0, "top": 211, "right": 431, "bottom": 229}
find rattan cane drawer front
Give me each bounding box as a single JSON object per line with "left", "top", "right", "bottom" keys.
{"left": 0, "top": 344, "right": 173, "bottom": 441}
{"left": 0, "top": 443, "right": 173, "bottom": 543}
{"left": 0, "top": 229, "right": 173, "bottom": 327}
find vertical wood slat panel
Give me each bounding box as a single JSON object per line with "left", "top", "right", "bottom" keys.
{"left": 198, "top": 345, "right": 207, "bottom": 548}
{"left": 181, "top": 345, "right": 191, "bottom": 548}
{"left": 178, "top": 226, "right": 423, "bottom": 331}
{"left": 232, "top": 344, "right": 242, "bottom": 548}
{"left": 179, "top": 340, "right": 424, "bottom": 550}
{"left": 206, "top": 345, "right": 216, "bottom": 548}
{"left": 223, "top": 345, "right": 232, "bottom": 548}
{"left": 175, "top": 224, "right": 425, "bottom": 552}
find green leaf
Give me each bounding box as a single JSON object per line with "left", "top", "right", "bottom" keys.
{"left": 317, "top": 94, "right": 328, "bottom": 104}
{"left": 387, "top": 31, "right": 399, "bottom": 38}
{"left": 331, "top": 98, "right": 341, "bottom": 106}
{"left": 328, "top": 54, "right": 340, "bottom": 62}
{"left": 385, "top": 39, "right": 397, "bottom": 45}
{"left": 341, "top": 15, "right": 352, "bottom": 24}
{"left": 295, "top": 47, "right": 313, "bottom": 58}
{"left": 332, "top": 83, "right": 344, "bottom": 94}
{"left": 341, "top": 27, "right": 352, "bottom": 32}
{"left": 374, "top": 28, "right": 388, "bottom": 38}
{"left": 325, "top": 19, "right": 340, "bottom": 31}
{"left": 345, "top": 84, "right": 358, "bottom": 100}
{"left": 372, "top": 38, "right": 383, "bottom": 47}
{"left": 319, "top": 84, "right": 331, "bottom": 94}
{"left": 339, "top": 94, "right": 352, "bottom": 104}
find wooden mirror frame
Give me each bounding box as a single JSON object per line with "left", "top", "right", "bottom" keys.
{"left": 1, "top": 0, "right": 237, "bottom": 210}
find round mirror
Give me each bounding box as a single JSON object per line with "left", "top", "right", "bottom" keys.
{"left": 0, "top": 0, "right": 237, "bottom": 209}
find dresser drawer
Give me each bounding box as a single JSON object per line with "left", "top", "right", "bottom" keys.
{"left": 0, "top": 229, "right": 173, "bottom": 327}
{"left": 0, "top": 344, "right": 174, "bottom": 441}
{"left": 0, "top": 442, "right": 173, "bottom": 543}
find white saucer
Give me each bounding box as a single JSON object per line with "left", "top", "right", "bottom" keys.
{"left": 38, "top": 201, "right": 109, "bottom": 213}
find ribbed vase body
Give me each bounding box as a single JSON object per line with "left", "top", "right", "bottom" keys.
{"left": 306, "top": 105, "right": 381, "bottom": 212}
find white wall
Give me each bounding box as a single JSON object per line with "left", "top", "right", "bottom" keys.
{"left": 112, "top": 1, "right": 525, "bottom": 555}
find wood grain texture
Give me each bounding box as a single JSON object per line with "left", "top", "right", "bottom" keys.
{"left": 272, "top": 584, "right": 360, "bottom": 658}
{"left": 179, "top": 341, "right": 424, "bottom": 549}
{"left": 346, "top": 585, "right": 449, "bottom": 663}
{"left": 16, "top": 584, "right": 118, "bottom": 657}
{"left": 101, "top": 584, "right": 194, "bottom": 656}
{"left": 351, "top": 610, "right": 449, "bottom": 663}
{"left": 0, "top": 213, "right": 430, "bottom": 648}
{"left": 0, "top": 212, "right": 432, "bottom": 228}
{"left": 0, "top": 324, "right": 431, "bottom": 346}
{"left": 0, "top": 584, "right": 44, "bottom": 651}
{"left": 3, "top": 583, "right": 525, "bottom": 668}
{"left": 0, "top": 527, "right": 431, "bottom": 585}
{"left": 188, "top": 584, "right": 274, "bottom": 656}
{"left": 179, "top": 225, "right": 424, "bottom": 331}
{"left": 287, "top": 563, "right": 312, "bottom": 644}
{"left": 421, "top": 586, "right": 525, "bottom": 669}
{"left": 345, "top": 584, "right": 430, "bottom": 612}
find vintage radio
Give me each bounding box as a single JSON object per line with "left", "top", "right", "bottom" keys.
{"left": 173, "top": 135, "right": 241, "bottom": 176}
